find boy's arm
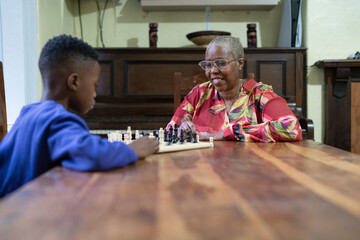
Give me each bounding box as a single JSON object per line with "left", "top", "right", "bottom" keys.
{"left": 47, "top": 116, "right": 139, "bottom": 171}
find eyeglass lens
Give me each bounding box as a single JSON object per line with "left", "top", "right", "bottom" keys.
{"left": 200, "top": 59, "right": 228, "bottom": 70}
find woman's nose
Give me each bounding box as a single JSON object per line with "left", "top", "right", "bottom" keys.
{"left": 209, "top": 63, "right": 219, "bottom": 73}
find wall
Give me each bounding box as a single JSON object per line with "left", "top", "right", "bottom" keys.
{"left": 37, "top": 0, "right": 75, "bottom": 96}
{"left": 10, "top": 0, "right": 360, "bottom": 142}
{"left": 70, "top": 0, "right": 282, "bottom": 48}
{"left": 0, "top": 0, "right": 38, "bottom": 129}
{"left": 303, "top": 0, "right": 360, "bottom": 142}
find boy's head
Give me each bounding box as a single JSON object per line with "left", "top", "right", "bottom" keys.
{"left": 39, "top": 35, "right": 100, "bottom": 115}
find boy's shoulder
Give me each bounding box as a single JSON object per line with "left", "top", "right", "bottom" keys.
{"left": 22, "top": 101, "right": 68, "bottom": 117}
{"left": 18, "top": 100, "right": 85, "bottom": 127}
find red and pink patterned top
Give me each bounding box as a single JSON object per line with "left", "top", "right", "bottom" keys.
{"left": 167, "top": 79, "right": 302, "bottom": 142}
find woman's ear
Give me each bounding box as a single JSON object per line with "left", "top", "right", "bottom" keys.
{"left": 67, "top": 73, "right": 79, "bottom": 91}
{"left": 237, "top": 58, "right": 244, "bottom": 71}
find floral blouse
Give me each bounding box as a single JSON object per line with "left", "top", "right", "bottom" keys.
{"left": 167, "top": 79, "right": 302, "bottom": 142}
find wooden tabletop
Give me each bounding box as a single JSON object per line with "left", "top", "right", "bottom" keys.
{"left": 0, "top": 140, "right": 360, "bottom": 240}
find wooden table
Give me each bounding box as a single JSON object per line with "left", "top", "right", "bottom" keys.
{"left": 0, "top": 140, "right": 360, "bottom": 240}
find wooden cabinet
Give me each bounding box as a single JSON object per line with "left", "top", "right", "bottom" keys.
{"left": 84, "top": 48, "right": 307, "bottom": 132}
{"left": 316, "top": 59, "right": 360, "bottom": 153}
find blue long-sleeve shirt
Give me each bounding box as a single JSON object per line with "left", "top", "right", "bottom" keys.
{"left": 0, "top": 101, "right": 137, "bottom": 197}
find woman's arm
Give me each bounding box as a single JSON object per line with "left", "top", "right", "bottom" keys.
{"left": 223, "top": 93, "right": 303, "bottom": 142}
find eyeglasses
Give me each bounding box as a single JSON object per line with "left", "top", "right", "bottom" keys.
{"left": 198, "top": 59, "right": 236, "bottom": 71}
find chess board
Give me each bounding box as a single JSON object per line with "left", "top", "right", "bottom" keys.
{"left": 107, "top": 127, "right": 214, "bottom": 153}
{"left": 157, "top": 140, "right": 213, "bottom": 153}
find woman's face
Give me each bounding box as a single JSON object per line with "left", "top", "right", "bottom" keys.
{"left": 204, "top": 44, "right": 244, "bottom": 93}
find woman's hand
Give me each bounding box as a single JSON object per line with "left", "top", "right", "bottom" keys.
{"left": 199, "top": 131, "right": 225, "bottom": 141}
{"left": 178, "top": 121, "right": 196, "bottom": 134}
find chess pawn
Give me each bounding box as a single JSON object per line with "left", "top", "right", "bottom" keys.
{"left": 159, "top": 128, "right": 164, "bottom": 143}
{"left": 173, "top": 126, "right": 178, "bottom": 143}
{"left": 186, "top": 131, "right": 192, "bottom": 142}
{"left": 169, "top": 126, "right": 173, "bottom": 141}
{"left": 124, "top": 134, "right": 128, "bottom": 143}
{"left": 135, "top": 130, "right": 140, "bottom": 140}
{"left": 127, "top": 126, "right": 132, "bottom": 141}
{"left": 192, "top": 133, "right": 197, "bottom": 143}
{"left": 116, "top": 131, "right": 123, "bottom": 142}
{"left": 164, "top": 129, "right": 168, "bottom": 142}
{"left": 209, "top": 137, "right": 214, "bottom": 148}
{"left": 107, "top": 133, "right": 113, "bottom": 142}
{"left": 180, "top": 129, "right": 185, "bottom": 144}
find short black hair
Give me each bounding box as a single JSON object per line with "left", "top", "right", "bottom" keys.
{"left": 38, "top": 34, "right": 98, "bottom": 73}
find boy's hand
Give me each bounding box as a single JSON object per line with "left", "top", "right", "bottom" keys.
{"left": 129, "top": 136, "right": 159, "bottom": 159}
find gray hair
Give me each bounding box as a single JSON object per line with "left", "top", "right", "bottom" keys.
{"left": 208, "top": 36, "right": 244, "bottom": 60}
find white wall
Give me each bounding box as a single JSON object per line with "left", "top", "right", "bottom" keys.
{"left": 303, "top": 0, "right": 360, "bottom": 142}
{"left": 0, "top": 0, "right": 38, "bottom": 129}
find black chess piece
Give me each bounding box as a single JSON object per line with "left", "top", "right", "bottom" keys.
{"left": 180, "top": 129, "right": 185, "bottom": 144}
{"left": 169, "top": 126, "right": 173, "bottom": 141}
{"left": 192, "top": 133, "right": 197, "bottom": 143}
{"left": 174, "top": 125, "right": 178, "bottom": 138}
{"left": 164, "top": 130, "right": 168, "bottom": 142}
{"left": 186, "top": 131, "right": 192, "bottom": 142}
{"left": 171, "top": 125, "right": 178, "bottom": 143}
{"left": 169, "top": 126, "right": 173, "bottom": 135}
{"left": 172, "top": 132, "right": 178, "bottom": 144}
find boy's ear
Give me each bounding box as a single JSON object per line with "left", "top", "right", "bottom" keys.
{"left": 67, "top": 73, "right": 79, "bottom": 91}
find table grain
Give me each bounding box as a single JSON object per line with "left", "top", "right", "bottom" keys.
{"left": 0, "top": 140, "right": 360, "bottom": 240}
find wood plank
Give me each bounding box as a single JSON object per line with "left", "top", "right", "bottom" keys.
{"left": 351, "top": 81, "right": 360, "bottom": 153}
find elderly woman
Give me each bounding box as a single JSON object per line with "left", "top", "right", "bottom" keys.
{"left": 167, "top": 36, "right": 302, "bottom": 142}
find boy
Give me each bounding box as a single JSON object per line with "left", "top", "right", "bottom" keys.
{"left": 0, "top": 35, "right": 159, "bottom": 198}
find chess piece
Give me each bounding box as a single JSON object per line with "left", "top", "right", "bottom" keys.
{"left": 124, "top": 134, "right": 129, "bottom": 144}
{"left": 209, "top": 137, "right": 214, "bottom": 147}
{"left": 186, "top": 131, "right": 192, "bottom": 142}
{"left": 173, "top": 125, "right": 178, "bottom": 143}
{"left": 172, "top": 132, "right": 178, "bottom": 144}
{"left": 164, "top": 129, "right": 168, "bottom": 142}
{"left": 169, "top": 126, "right": 173, "bottom": 142}
{"left": 159, "top": 128, "right": 164, "bottom": 143}
{"left": 127, "top": 126, "right": 132, "bottom": 141}
{"left": 116, "top": 131, "right": 123, "bottom": 142}
{"left": 180, "top": 129, "right": 185, "bottom": 144}
{"left": 192, "top": 133, "right": 197, "bottom": 143}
